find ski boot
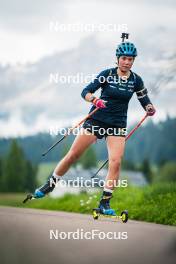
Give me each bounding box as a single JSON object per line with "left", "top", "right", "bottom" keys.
{"left": 92, "top": 194, "right": 128, "bottom": 223}
{"left": 98, "top": 194, "right": 116, "bottom": 215}
{"left": 23, "top": 175, "right": 58, "bottom": 203}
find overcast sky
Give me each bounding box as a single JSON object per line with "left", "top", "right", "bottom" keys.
{"left": 0, "top": 0, "right": 175, "bottom": 137}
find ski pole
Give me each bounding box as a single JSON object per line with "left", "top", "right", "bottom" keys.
{"left": 91, "top": 113, "right": 148, "bottom": 178}
{"left": 42, "top": 107, "right": 99, "bottom": 157}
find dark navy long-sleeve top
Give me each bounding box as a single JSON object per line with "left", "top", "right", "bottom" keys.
{"left": 81, "top": 67, "right": 151, "bottom": 127}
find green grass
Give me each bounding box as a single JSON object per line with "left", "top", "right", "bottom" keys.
{"left": 0, "top": 183, "right": 176, "bottom": 226}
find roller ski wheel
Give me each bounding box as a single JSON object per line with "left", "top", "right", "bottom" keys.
{"left": 92, "top": 208, "right": 100, "bottom": 220}
{"left": 121, "top": 210, "right": 128, "bottom": 223}
{"left": 23, "top": 189, "right": 46, "bottom": 203}
{"left": 92, "top": 208, "right": 128, "bottom": 223}
{"left": 23, "top": 193, "right": 35, "bottom": 203}
{"left": 22, "top": 175, "right": 56, "bottom": 203}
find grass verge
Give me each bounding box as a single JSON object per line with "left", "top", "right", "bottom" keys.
{"left": 0, "top": 183, "right": 175, "bottom": 226}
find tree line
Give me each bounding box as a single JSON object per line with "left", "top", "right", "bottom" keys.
{"left": 0, "top": 117, "right": 176, "bottom": 165}
{"left": 0, "top": 140, "right": 38, "bottom": 192}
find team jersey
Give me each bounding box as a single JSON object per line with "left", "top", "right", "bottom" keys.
{"left": 81, "top": 67, "right": 151, "bottom": 127}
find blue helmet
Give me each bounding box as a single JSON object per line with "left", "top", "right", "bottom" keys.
{"left": 116, "top": 42, "right": 137, "bottom": 57}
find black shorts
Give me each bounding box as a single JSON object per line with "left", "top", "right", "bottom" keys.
{"left": 82, "top": 118, "right": 127, "bottom": 139}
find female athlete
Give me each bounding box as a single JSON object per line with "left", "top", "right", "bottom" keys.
{"left": 33, "top": 40, "right": 156, "bottom": 215}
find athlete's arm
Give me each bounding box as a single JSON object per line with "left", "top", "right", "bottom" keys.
{"left": 84, "top": 93, "right": 106, "bottom": 108}
{"left": 81, "top": 69, "right": 108, "bottom": 99}
{"left": 81, "top": 69, "right": 109, "bottom": 108}
{"left": 135, "top": 76, "right": 156, "bottom": 116}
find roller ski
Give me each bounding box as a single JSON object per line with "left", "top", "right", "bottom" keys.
{"left": 23, "top": 175, "right": 57, "bottom": 203}
{"left": 92, "top": 193, "right": 128, "bottom": 223}
{"left": 92, "top": 208, "right": 128, "bottom": 223}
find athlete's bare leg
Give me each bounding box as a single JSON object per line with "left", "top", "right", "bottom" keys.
{"left": 54, "top": 128, "right": 97, "bottom": 176}
{"left": 105, "top": 136, "right": 125, "bottom": 190}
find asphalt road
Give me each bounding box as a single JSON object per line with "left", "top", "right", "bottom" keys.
{"left": 0, "top": 206, "right": 175, "bottom": 264}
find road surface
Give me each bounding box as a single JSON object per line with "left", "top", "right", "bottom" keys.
{"left": 0, "top": 206, "right": 175, "bottom": 264}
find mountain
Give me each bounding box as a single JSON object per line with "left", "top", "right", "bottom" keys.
{"left": 0, "top": 34, "right": 176, "bottom": 137}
